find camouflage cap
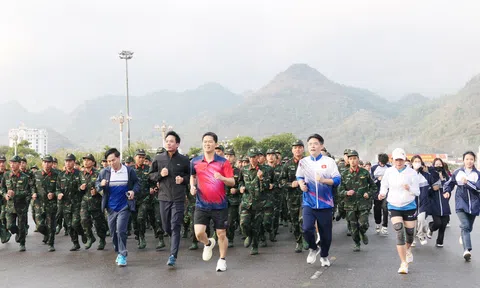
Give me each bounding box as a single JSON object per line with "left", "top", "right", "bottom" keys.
{"left": 75, "top": 160, "right": 81, "bottom": 165}
{"left": 125, "top": 156, "right": 134, "bottom": 163}
{"left": 135, "top": 149, "right": 146, "bottom": 156}
{"left": 9, "top": 155, "right": 22, "bottom": 162}
{"left": 266, "top": 148, "right": 276, "bottom": 155}
{"left": 365, "top": 161, "right": 372, "bottom": 166}
{"left": 292, "top": 139, "right": 304, "bottom": 147}
{"left": 156, "top": 147, "right": 166, "bottom": 154}
{"left": 225, "top": 148, "right": 235, "bottom": 156}
{"left": 343, "top": 149, "right": 351, "bottom": 155}
{"left": 145, "top": 155, "right": 152, "bottom": 161}
{"left": 258, "top": 149, "right": 265, "bottom": 156}
{"left": 52, "top": 157, "right": 58, "bottom": 163}
{"left": 347, "top": 150, "right": 359, "bottom": 158}
{"left": 359, "top": 160, "right": 364, "bottom": 166}
{"left": 0, "top": 155, "right": 6, "bottom": 162}
{"left": 30, "top": 165, "right": 39, "bottom": 170}
{"left": 275, "top": 150, "right": 281, "bottom": 155}
{"left": 42, "top": 155, "right": 54, "bottom": 162}
{"left": 215, "top": 145, "right": 225, "bottom": 152}
{"left": 65, "top": 153, "right": 76, "bottom": 161}
{"left": 82, "top": 153, "right": 96, "bottom": 162}
{"left": 247, "top": 148, "right": 259, "bottom": 157}
{"left": 20, "top": 157, "right": 27, "bottom": 162}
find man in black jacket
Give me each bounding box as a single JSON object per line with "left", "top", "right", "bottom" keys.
{"left": 149, "top": 131, "right": 190, "bottom": 267}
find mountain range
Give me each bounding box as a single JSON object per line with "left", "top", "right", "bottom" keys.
{"left": 2, "top": 64, "right": 479, "bottom": 160}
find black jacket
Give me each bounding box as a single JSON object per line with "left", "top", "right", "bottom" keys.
{"left": 149, "top": 151, "right": 190, "bottom": 202}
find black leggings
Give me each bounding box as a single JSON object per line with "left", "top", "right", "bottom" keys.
{"left": 429, "top": 215, "right": 450, "bottom": 245}
{"left": 374, "top": 199, "right": 388, "bottom": 227}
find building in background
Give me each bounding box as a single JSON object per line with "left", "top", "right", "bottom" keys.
{"left": 8, "top": 124, "right": 48, "bottom": 156}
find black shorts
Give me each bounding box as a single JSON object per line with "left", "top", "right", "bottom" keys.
{"left": 194, "top": 208, "right": 228, "bottom": 230}
{"left": 389, "top": 209, "right": 417, "bottom": 221}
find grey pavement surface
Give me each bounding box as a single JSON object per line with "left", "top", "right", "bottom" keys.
{"left": 0, "top": 208, "right": 478, "bottom": 288}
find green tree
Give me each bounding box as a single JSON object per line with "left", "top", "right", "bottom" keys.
{"left": 187, "top": 147, "right": 202, "bottom": 156}
{"left": 122, "top": 141, "right": 152, "bottom": 159}
{"left": 257, "top": 133, "right": 297, "bottom": 158}
{"left": 231, "top": 136, "right": 257, "bottom": 156}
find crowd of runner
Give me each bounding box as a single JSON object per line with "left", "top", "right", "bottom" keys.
{"left": 0, "top": 131, "right": 478, "bottom": 274}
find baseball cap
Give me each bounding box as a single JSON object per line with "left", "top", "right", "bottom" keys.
{"left": 392, "top": 148, "right": 407, "bottom": 160}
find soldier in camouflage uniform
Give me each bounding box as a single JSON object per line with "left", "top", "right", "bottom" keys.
{"left": 280, "top": 140, "right": 307, "bottom": 253}
{"left": 267, "top": 149, "right": 283, "bottom": 241}
{"left": 32, "top": 155, "right": 59, "bottom": 252}
{"left": 258, "top": 150, "right": 275, "bottom": 248}
{"left": 0, "top": 155, "right": 12, "bottom": 243}
{"left": 0, "top": 156, "right": 33, "bottom": 251}
{"left": 57, "top": 153, "right": 86, "bottom": 251}
{"left": 337, "top": 149, "right": 353, "bottom": 236}
{"left": 19, "top": 157, "right": 33, "bottom": 234}
{"left": 79, "top": 154, "right": 107, "bottom": 250}
{"left": 338, "top": 150, "right": 376, "bottom": 251}
{"left": 131, "top": 149, "right": 152, "bottom": 249}
{"left": 225, "top": 149, "right": 241, "bottom": 248}
{"left": 238, "top": 148, "right": 273, "bottom": 255}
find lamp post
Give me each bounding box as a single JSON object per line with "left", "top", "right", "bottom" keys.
{"left": 154, "top": 121, "right": 173, "bottom": 148}
{"left": 9, "top": 131, "right": 19, "bottom": 156}
{"left": 111, "top": 111, "right": 132, "bottom": 161}
{"left": 119, "top": 50, "right": 134, "bottom": 149}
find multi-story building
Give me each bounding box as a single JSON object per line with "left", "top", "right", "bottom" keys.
{"left": 8, "top": 124, "right": 48, "bottom": 156}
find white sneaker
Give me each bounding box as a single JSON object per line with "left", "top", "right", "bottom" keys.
{"left": 381, "top": 226, "right": 388, "bottom": 236}
{"left": 397, "top": 262, "right": 408, "bottom": 274}
{"left": 216, "top": 258, "right": 227, "bottom": 271}
{"left": 446, "top": 223, "right": 451, "bottom": 228}
{"left": 419, "top": 237, "right": 428, "bottom": 246}
{"left": 463, "top": 250, "right": 471, "bottom": 262}
{"left": 375, "top": 224, "right": 381, "bottom": 234}
{"left": 459, "top": 236, "right": 463, "bottom": 245}
{"left": 436, "top": 243, "right": 444, "bottom": 248}
{"left": 307, "top": 248, "right": 320, "bottom": 264}
{"left": 426, "top": 229, "right": 432, "bottom": 239}
{"left": 320, "top": 257, "right": 330, "bottom": 267}
{"left": 202, "top": 238, "right": 216, "bottom": 261}
{"left": 411, "top": 240, "right": 416, "bottom": 247}
{"left": 406, "top": 248, "right": 413, "bottom": 264}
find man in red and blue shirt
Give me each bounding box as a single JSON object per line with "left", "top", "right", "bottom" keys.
{"left": 190, "top": 132, "right": 235, "bottom": 272}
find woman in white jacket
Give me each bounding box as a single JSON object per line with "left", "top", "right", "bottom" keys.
{"left": 378, "top": 148, "right": 420, "bottom": 274}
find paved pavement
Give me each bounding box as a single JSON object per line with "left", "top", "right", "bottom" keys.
{"left": 0, "top": 208, "right": 478, "bottom": 288}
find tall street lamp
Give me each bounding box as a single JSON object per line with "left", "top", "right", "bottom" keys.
{"left": 9, "top": 133, "right": 19, "bottom": 156}
{"left": 119, "top": 50, "right": 134, "bottom": 149}
{"left": 111, "top": 111, "right": 132, "bottom": 161}
{"left": 154, "top": 121, "right": 173, "bottom": 148}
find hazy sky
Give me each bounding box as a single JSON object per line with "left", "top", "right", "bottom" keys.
{"left": 1, "top": 0, "right": 479, "bottom": 112}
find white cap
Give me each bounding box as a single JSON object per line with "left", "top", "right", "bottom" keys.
{"left": 392, "top": 148, "right": 406, "bottom": 160}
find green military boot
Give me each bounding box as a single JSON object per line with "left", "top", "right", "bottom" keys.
{"left": 48, "top": 245, "right": 56, "bottom": 252}
{"left": 189, "top": 242, "right": 198, "bottom": 250}
{"left": 42, "top": 234, "right": 48, "bottom": 244}
{"left": 295, "top": 243, "right": 302, "bottom": 253}
{"left": 97, "top": 238, "right": 106, "bottom": 250}
{"left": 156, "top": 238, "right": 166, "bottom": 250}
{"left": 303, "top": 239, "right": 309, "bottom": 250}
{"left": 85, "top": 236, "right": 96, "bottom": 250}
{"left": 269, "top": 231, "right": 277, "bottom": 242}
{"left": 1, "top": 231, "right": 11, "bottom": 244}
{"left": 70, "top": 242, "right": 81, "bottom": 251}
{"left": 360, "top": 232, "right": 369, "bottom": 245}
{"left": 353, "top": 243, "right": 361, "bottom": 252}
{"left": 55, "top": 225, "right": 61, "bottom": 235}
{"left": 250, "top": 247, "right": 259, "bottom": 255}
{"left": 244, "top": 237, "right": 252, "bottom": 248}
{"left": 138, "top": 236, "right": 146, "bottom": 249}
{"left": 19, "top": 244, "right": 26, "bottom": 252}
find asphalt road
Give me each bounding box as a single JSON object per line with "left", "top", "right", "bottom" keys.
{"left": 0, "top": 208, "right": 478, "bottom": 288}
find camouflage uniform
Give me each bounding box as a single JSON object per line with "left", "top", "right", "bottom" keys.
{"left": 132, "top": 150, "right": 152, "bottom": 249}
{"left": 0, "top": 156, "right": 33, "bottom": 250}
{"left": 338, "top": 150, "right": 376, "bottom": 250}
{"left": 280, "top": 140, "right": 305, "bottom": 252}
{"left": 184, "top": 182, "right": 198, "bottom": 249}
{"left": 33, "top": 155, "right": 60, "bottom": 251}
{"left": 239, "top": 148, "right": 272, "bottom": 255}
{"left": 226, "top": 150, "right": 241, "bottom": 246}
{"left": 79, "top": 154, "right": 107, "bottom": 250}
{"left": 56, "top": 154, "right": 85, "bottom": 250}
{"left": 0, "top": 156, "right": 12, "bottom": 243}
{"left": 337, "top": 150, "right": 352, "bottom": 236}
{"left": 271, "top": 162, "right": 284, "bottom": 239}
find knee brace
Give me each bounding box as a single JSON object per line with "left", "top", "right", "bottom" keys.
{"left": 393, "top": 222, "right": 405, "bottom": 245}
{"left": 405, "top": 227, "right": 415, "bottom": 244}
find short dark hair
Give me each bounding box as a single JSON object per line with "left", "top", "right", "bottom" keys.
{"left": 202, "top": 132, "right": 218, "bottom": 143}
{"left": 463, "top": 151, "right": 476, "bottom": 161}
{"left": 307, "top": 134, "right": 324, "bottom": 144}
{"left": 166, "top": 131, "right": 181, "bottom": 143}
{"left": 378, "top": 153, "right": 389, "bottom": 165}
{"left": 105, "top": 148, "right": 120, "bottom": 159}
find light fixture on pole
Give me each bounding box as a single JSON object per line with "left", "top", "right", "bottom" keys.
{"left": 111, "top": 111, "right": 132, "bottom": 161}
{"left": 119, "top": 50, "right": 134, "bottom": 149}
{"left": 8, "top": 131, "right": 19, "bottom": 156}
{"left": 154, "top": 121, "right": 173, "bottom": 148}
